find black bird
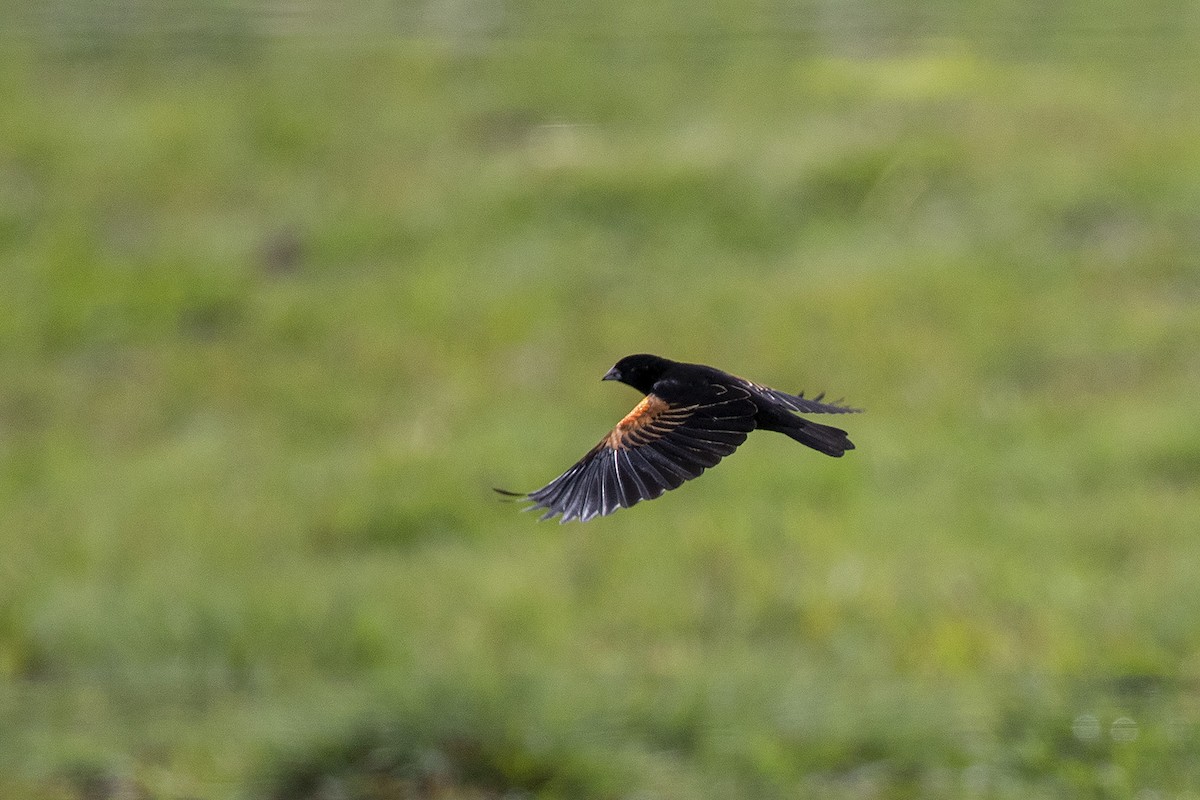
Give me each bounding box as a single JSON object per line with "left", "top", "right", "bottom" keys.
{"left": 498, "top": 354, "right": 861, "bottom": 522}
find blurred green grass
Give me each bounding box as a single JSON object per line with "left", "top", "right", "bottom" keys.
{"left": 2, "top": 3, "right": 1200, "bottom": 798}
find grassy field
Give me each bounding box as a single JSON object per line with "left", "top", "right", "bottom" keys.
{"left": 3, "top": 3, "right": 1200, "bottom": 798}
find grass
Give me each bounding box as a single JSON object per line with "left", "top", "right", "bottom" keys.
{"left": 2, "top": 4, "right": 1200, "bottom": 798}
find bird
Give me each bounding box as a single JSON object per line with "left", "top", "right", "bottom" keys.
{"left": 497, "top": 353, "right": 861, "bottom": 522}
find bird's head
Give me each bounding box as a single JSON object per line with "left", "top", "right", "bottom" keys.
{"left": 602, "top": 353, "right": 674, "bottom": 394}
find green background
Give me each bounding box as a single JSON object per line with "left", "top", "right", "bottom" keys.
{"left": 2, "top": 2, "right": 1199, "bottom": 798}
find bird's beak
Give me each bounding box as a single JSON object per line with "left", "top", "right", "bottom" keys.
{"left": 602, "top": 367, "right": 620, "bottom": 382}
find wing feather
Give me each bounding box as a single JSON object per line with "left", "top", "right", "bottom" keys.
{"left": 636, "top": 443, "right": 694, "bottom": 487}
{"left": 740, "top": 379, "right": 862, "bottom": 414}
{"left": 571, "top": 458, "right": 601, "bottom": 517}
{"left": 625, "top": 445, "right": 682, "bottom": 492}
{"left": 618, "top": 448, "right": 657, "bottom": 502}
{"left": 510, "top": 384, "right": 756, "bottom": 522}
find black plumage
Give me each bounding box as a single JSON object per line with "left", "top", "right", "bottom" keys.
{"left": 497, "top": 353, "right": 861, "bottom": 522}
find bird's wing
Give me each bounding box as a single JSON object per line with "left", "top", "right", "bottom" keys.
{"left": 501, "top": 383, "right": 756, "bottom": 522}
{"left": 741, "top": 380, "right": 862, "bottom": 414}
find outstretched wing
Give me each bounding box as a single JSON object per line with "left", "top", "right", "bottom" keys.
{"left": 740, "top": 379, "right": 862, "bottom": 414}
{"left": 501, "top": 383, "right": 756, "bottom": 522}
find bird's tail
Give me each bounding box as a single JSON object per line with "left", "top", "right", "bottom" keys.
{"left": 781, "top": 419, "right": 855, "bottom": 457}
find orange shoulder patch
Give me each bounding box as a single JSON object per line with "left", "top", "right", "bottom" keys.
{"left": 618, "top": 394, "right": 670, "bottom": 430}
{"left": 607, "top": 394, "right": 677, "bottom": 450}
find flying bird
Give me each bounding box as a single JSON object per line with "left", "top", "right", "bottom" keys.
{"left": 497, "top": 354, "right": 861, "bottom": 522}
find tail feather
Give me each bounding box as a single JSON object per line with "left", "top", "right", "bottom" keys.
{"left": 781, "top": 419, "right": 854, "bottom": 457}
